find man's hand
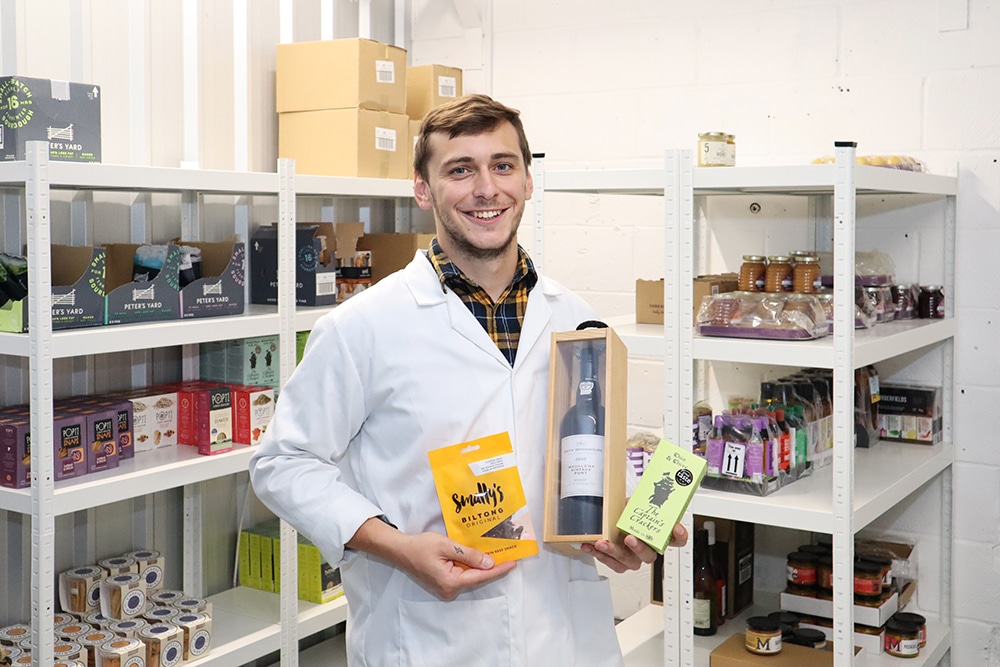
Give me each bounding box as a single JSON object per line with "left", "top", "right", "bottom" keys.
{"left": 581, "top": 523, "right": 689, "bottom": 574}
{"left": 348, "top": 517, "right": 516, "bottom": 600}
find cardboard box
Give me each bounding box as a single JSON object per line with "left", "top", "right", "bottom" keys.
{"left": 177, "top": 384, "right": 233, "bottom": 455}
{"left": 177, "top": 240, "right": 246, "bottom": 319}
{"left": 52, "top": 409, "right": 87, "bottom": 480}
{"left": 635, "top": 274, "right": 739, "bottom": 326}
{"left": 356, "top": 232, "right": 435, "bottom": 284}
{"left": 543, "top": 327, "right": 628, "bottom": 551}
{"left": 780, "top": 588, "right": 898, "bottom": 627}
{"left": 279, "top": 108, "right": 410, "bottom": 179}
{"left": 276, "top": 38, "right": 407, "bottom": 114}
{"left": 405, "top": 64, "right": 462, "bottom": 120}
{"left": 0, "top": 76, "right": 101, "bottom": 162}
{"left": 877, "top": 384, "right": 942, "bottom": 445}
{"left": 693, "top": 516, "right": 755, "bottom": 617}
{"left": 103, "top": 243, "right": 182, "bottom": 325}
{"left": 409, "top": 118, "right": 421, "bottom": 175}
{"left": 709, "top": 633, "right": 861, "bottom": 667}
{"left": 0, "top": 245, "right": 106, "bottom": 332}
{"left": 123, "top": 389, "right": 178, "bottom": 451}
{"left": 72, "top": 405, "right": 120, "bottom": 474}
{"left": 231, "top": 385, "right": 275, "bottom": 446}
{"left": 251, "top": 223, "right": 352, "bottom": 307}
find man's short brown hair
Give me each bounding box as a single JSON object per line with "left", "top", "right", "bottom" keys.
{"left": 413, "top": 94, "right": 532, "bottom": 181}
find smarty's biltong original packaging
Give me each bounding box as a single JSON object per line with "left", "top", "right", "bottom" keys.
{"left": 428, "top": 432, "right": 539, "bottom": 565}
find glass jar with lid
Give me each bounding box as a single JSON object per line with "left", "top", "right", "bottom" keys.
{"left": 698, "top": 132, "right": 736, "bottom": 167}
{"left": 739, "top": 255, "right": 767, "bottom": 292}
{"left": 765, "top": 256, "right": 793, "bottom": 292}
{"left": 792, "top": 255, "right": 822, "bottom": 293}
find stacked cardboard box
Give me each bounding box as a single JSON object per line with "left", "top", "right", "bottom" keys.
{"left": 277, "top": 38, "right": 409, "bottom": 179}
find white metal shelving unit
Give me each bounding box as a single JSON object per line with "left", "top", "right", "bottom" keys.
{"left": 0, "top": 142, "right": 412, "bottom": 666}
{"left": 543, "top": 148, "right": 956, "bottom": 667}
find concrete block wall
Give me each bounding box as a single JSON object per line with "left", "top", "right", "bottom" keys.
{"left": 412, "top": 0, "right": 1000, "bottom": 662}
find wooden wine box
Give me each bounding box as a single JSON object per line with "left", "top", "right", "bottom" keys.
{"left": 543, "top": 325, "right": 629, "bottom": 552}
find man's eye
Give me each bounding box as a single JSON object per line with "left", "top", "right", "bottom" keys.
{"left": 450, "top": 167, "right": 470, "bottom": 175}
{"left": 495, "top": 163, "right": 513, "bottom": 172}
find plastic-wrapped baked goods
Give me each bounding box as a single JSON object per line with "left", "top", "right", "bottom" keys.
{"left": 696, "top": 292, "right": 829, "bottom": 340}
{"left": 811, "top": 154, "right": 927, "bottom": 172}
{"left": 814, "top": 287, "right": 878, "bottom": 330}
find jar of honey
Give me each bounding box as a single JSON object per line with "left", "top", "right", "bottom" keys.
{"left": 745, "top": 617, "right": 782, "bottom": 655}
{"left": 765, "top": 256, "right": 793, "bottom": 292}
{"left": 739, "top": 255, "right": 767, "bottom": 292}
{"left": 792, "top": 255, "right": 822, "bottom": 293}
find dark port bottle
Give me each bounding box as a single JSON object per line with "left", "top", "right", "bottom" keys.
{"left": 693, "top": 528, "right": 718, "bottom": 636}
{"left": 558, "top": 342, "right": 605, "bottom": 535}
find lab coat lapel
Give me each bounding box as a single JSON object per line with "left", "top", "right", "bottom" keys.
{"left": 403, "top": 250, "right": 510, "bottom": 367}
{"left": 513, "top": 276, "right": 558, "bottom": 370}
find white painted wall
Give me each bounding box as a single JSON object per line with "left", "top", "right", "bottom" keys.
{"left": 0, "top": 0, "right": 997, "bottom": 662}
{"left": 409, "top": 1, "right": 1000, "bottom": 663}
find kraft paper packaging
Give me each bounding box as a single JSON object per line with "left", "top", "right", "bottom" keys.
{"left": 428, "top": 432, "right": 539, "bottom": 564}
{"left": 617, "top": 439, "right": 706, "bottom": 554}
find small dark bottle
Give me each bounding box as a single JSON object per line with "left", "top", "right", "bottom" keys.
{"left": 693, "top": 528, "right": 718, "bottom": 636}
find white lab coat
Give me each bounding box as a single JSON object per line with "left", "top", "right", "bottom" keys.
{"left": 250, "top": 252, "right": 624, "bottom": 667}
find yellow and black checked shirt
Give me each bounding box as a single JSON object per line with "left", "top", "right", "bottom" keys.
{"left": 427, "top": 237, "right": 538, "bottom": 367}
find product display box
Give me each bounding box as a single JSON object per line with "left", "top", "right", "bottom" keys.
{"left": 405, "top": 64, "right": 462, "bottom": 120}
{"left": 709, "top": 634, "right": 861, "bottom": 667}
{"left": 177, "top": 240, "right": 245, "bottom": 319}
{"left": 635, "top": 274, "right": 739, "bottom": 325}
{"left": 200, "top": 336, "right": 280, "bottom": 390}
{"left": 543, "top": 326, "right": 628, "bottom": 551}
{"left": 52, "top": 409, "right": 87, "bottom": 480}
{"left": 276, "top": 38, "right": 407, "bottom": 114}
{"left": 799, "top": 621, "right": 885, "bottom": 656}
{"left": 0, "top": 418, "right": 31, "bottom": 488}
{"left": 176, "top": 384, "right": 233, "bottom": 455}
{"left": 877, "top": 383, "right": 943, "bottom": 444}
{"left": 279, "top": 108, "right": 409, "bottom": 178}
{"left": 337, "top": 249, "right": 372, "bottom": 302}
{"left": 67, "top": 396, "right": 134, "bottom": 461}
{"left": 120, "top": 388, "right": 178, "bottom": 451}
{"left": 0, "top": 76, "right": 101, "bottom": 162}
{"left": 103, "top": 243, "right": 182, "bottom": 325}
{"left": 0, "top": 245, "right": 106, "bottom": 332}
{"left": 356, "top": 232, "right": 435, "bottom": 284}
{"left": 230, "top": 385, "right": 274, "bottom": 445}
{"left": 252, "top": 223, "right": 362, "bottom": 307}
{"left": 295, "top": 330, "right": 310, "bottom": 365}
{"left": 780, "top": 588, "right": 899, "bottom": 627}
{"left": 240, "top": 520, "right": 344, "bottom": 603}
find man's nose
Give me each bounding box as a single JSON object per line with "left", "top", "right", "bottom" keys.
{"left": 472, "top": 170, "right": 499, "bottom": 199}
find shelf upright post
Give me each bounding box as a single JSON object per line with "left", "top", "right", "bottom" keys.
{"left": 664, "top": 148, "right": 695, "bottom": 666}
{"left": 531, "top": 152, "right": 545, "bottom": 273}
{"left": 26, "top": 140, "right": 56, "bottom": 667}
{"left": 941, "top": 168, "right": 957, "bottom": 658}
{"left": 830, "top": 142, "right": 858, "bottom": 667}
{"left": 277, "top": 156, "right": 301, "bottom": 667}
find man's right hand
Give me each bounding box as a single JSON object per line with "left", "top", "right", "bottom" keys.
{"left": 348, "top": 517, "right": 516, "bottom": 600}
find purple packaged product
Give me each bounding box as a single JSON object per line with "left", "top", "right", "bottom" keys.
{"left": 76, "top": 406, "right": 120, "bottom": 473}
{"left": 53, "top": 409, "right": 86, "bottom": 480}
{"left": 0, "top": 420, "right": 30, "bottom": 488}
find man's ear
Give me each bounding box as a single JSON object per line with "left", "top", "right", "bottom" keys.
{"left": 524, "top": 168, "right": 534, "bottom": 202}
{"left": 413, "top": 175, "right": 433, "bottom": 211}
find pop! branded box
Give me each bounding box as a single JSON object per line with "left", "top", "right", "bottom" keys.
{"left": 231, "top": 385, "right": 275, "bottom": 446}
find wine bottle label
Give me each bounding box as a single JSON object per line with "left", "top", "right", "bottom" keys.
{"left": 559, "top": 434, "right": 605, "bottom": 498}
{"left": 693, "top": 598, "right": 712, "bottom": 629}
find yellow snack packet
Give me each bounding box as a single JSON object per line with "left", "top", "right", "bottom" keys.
{"left": 428, "top": 432, "right": 539, "bottom": 564}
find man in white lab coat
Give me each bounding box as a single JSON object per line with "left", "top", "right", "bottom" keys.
{"left": 249, "top": 94, "right": 686, "bottom": 666}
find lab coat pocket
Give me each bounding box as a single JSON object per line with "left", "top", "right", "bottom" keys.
{"left": 568, "top": 577, "right": 624, "bottom": 666}
{"left": 398, "top": 596, "right": 511, "bottom": 667}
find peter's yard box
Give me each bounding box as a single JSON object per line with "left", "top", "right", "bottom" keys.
{"left": 0, "top": 76, "right": 101, "bottom": 162}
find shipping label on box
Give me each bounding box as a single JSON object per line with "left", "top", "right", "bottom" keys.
{"left": 178, "top": 240, "right": 246, "bottom": 319}
{"left": 103, "top": 243, "right": 181, "bottom": 325}
{"left": 543, "top": 326, "right": 629, "bottom": 550}
{"left": 0, "top": 76, "right": 101, "bottom": 162}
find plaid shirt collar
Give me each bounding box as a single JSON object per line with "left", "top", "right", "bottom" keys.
{"left": 426, "top": 237, "right": 538, "bottom": 297}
